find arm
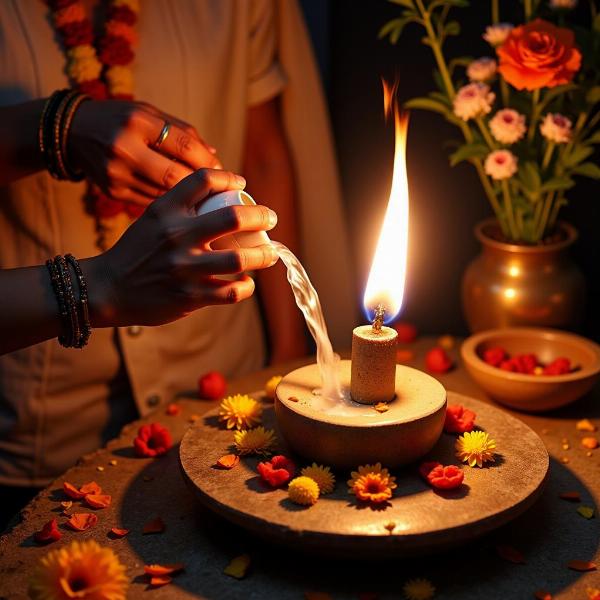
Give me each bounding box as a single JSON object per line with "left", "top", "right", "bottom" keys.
{"left": 243, "top": 97, "right": 308, "bottom": 363}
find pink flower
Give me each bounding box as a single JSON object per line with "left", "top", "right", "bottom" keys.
{"left": 489, "top": 109, "right": 526, "bottom": 144}
{"left": 540, "top": 113, "right": 572, "bottom": 143}
{"left": 453, "top": 83, "right": 495, "bottom": 121}
{"left": 483, "top": 23, "right": 514, "bottom": 47}
{"left": 484, "top": 150, "right": 518, "bottom": 180}
{"left": 467, "top": 57, "right": 497, "bottom": 82}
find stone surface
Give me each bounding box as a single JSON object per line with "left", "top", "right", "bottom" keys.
{"left": 1, "top": 339, "right": 599, "bottom": 599}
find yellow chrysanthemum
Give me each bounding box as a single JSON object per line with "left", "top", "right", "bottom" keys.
{"left": 234, "top": 427, "right": 275, "bottom": 456}
{"left": 105, "top": 66, "right": 134, "bottom": 96}
{"left": 288, "top": 476, "right": 319, "bottom": 506}
{"left": 67, "top": 46, "right": 102, "bottom": 83}
{"left": 264, "top": 375, "right": 283, "bottom": 400}
{"left": 403, "top": 578, "right": 435, "bottom": 600}
{"left": 219, "top": 394, "right": 262, "bottom": 430}
{"left": 347, "top": 463, "right": 397, "bottom": 504}
{"left": 29, "top": 540, "right": 128, "bottom": 600}
{"left": 301, "top": 463, "right": 335, "bottom": 494}
{"left": 455, "top": 430, "right": 496, "bottom": 467}
{"left": 114, "top": 0, "right": 140, "bottom": 13}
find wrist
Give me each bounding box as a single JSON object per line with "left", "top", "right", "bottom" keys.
{"left": 79, "top": 254, "right": 118, "bottom": 328}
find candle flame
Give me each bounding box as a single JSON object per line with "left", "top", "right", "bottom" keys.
{"left": 363, "top": 80, "right": 410, "bottom": 324}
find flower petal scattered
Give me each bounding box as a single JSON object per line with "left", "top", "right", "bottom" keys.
{"left": 577, "top": 506, "right": 595, "bottom": 519}
{"left": 144, "top": 564, "right": 185, "bottom": 576}
{"left": 84, "top": 494, "right": 112, "bottom": 509}
{"left": 224, "top": 554, "right": 251, "bottom": 579}
{"left": 66, "top": 513, "right": 98, "bottom": 532}
{"left": 110, "top": 527, "right": 130, "bottom": 538}
{"left": 34, "top": 519, "right": 62, "bottom": 545}
{"left": 216, "top": 454, "right": 240, "bottom": 469}
{"left": 567, "top": 560, "right": 596, "bottom": 571}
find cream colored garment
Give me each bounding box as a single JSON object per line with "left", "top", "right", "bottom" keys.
{"left": 0, "top": 0, "right": 355, "bottom": 486}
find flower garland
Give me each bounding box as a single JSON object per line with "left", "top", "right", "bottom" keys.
{"left": 47, "top": 0, "right": 142, "bottom": 247}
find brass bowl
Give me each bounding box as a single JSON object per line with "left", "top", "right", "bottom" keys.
{"left": 462, "top": 328, "right": 600, "bottom": 412}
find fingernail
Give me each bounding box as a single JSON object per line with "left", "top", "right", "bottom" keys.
{"left": 235, "top": 175, "right": 246, "bottom": 187}
{"left": 268, "top": 245, "right": 279, "bottom": 265}
{"left": 267, "top": 208, "right": 278, "bottom": 228}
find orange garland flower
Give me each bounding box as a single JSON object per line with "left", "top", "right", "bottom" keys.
{"left": 497, "top": 19, "right": 581, "bottom": 90}
{"left": 28, "top": 540, "right": 128, "bottom": 600}
{"left": 348, "top": 463, "right": 397, "bottom": 504}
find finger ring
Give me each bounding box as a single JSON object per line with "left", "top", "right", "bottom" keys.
{"left": 153, "top": 122, "right": 171, "bottom": 149}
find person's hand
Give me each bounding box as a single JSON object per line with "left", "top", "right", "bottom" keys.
{"left": 68, "top": 99, "right": 221, "bottom": 208}
{"left": 83, "top": 169, "right": 279, "bottom": 327}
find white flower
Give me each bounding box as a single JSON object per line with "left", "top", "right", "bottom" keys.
{"left": 540, "top": 113, "right": 572, "bottom": 143}
{"left": 467, "top": 57, "right": 497, "bottom": 82}
{"left": 483, "top": 23, "right": 514, "bottom": 47}
{"left": 453, "top": 83, "right": 495, "bottom": 121}
{"left": 489, "top": 109, "right": 526, "bottom": 144}
{"left": 484, "top": 150, "right": 518, "bottom": 180}
{"left": 550, "top": 0, "right": 577, "bottom": 8}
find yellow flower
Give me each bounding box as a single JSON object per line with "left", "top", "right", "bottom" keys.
{"left": 348, "top": 463, "right": 397, "bottom": 504}
{"left": 105, "top": 66, "right": 134, "bottom": 96}
{"left": 219, "top": 394, "right": 262, "bottom": 430}
{"left": 234, "top": 427, "right": 275, "bottom": 456}
{"left": 29, "top": 540, "right": 128, "bottom": 600}
{"left": 113, "top": 0, "right": 140, "bottom": 13}
{"left": 264, "top": 375, "right": 282, "bottom": 400}
{"left": 455, "top": 430, "right": 496, "bottom": 467}
{"left": 288, "top": 476, "right": 319, "bottom": 506}
{"left": 301, "top": 463, "right": 335, "bottom": 494}
{"left": 67, "top": 46, "right": 102, "bottom": 83}
{"left": 403, "top": 578, "right": 436, "bottom": 600}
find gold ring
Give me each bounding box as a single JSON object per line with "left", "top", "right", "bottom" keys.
{"left": 153, "top": 122, "right": 171, "bottom": 149}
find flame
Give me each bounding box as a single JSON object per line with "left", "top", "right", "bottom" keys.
{"left": 363, "top": 81, "right": 410, "bottom": 324}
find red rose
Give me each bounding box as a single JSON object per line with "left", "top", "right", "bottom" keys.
{"left": 78, "top": 79, "right": 108, "bottom": 100}
{"left": 134, "top": 423, "right": 173, "bottom": 458}
{"left": 34, "top": 518, "right": 62, "bottom": 544}
{"left": 497, "top": 19, "right": 581, "bottom": 90}
{"left": 444, "top": 404, "right": 476, "bottom": 434}
{"left": 543, "top": 357, "right": 572, "bottom": 375}
{"left": 108, "top": 5, "right": 138, "bottom": 26}
{"left": 257, "top": 455, "right": 296, "bottom": 487}
{"left": 483, "top": 346, "right": 507, "bottom": 367}
{"left": 98, "top": 35, "right": 134, "bottom": 66}
{"left": 198, "top": 371, "right": 227, "bottom": 400}
{"left": 425, "top": 347, "right": 453, "bottom": 374}
{"left": 58, "top": 20, "right": 93, "bottom": 47}
{"left": 393, "top": 321, "right": 418, "bottom": 343}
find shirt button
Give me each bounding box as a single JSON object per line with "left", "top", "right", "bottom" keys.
{"left": 128, "top": 326, "right": 142, "bottom": 337}
{"left": 146, "top": 394, "right": 160, "bottom": 408}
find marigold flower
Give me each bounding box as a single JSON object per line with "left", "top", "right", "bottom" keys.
{"left": 257, "top": 455, "right": 296, "bottom": 487}
{"left": 105, "top": 21, "right": 138, "bottom": 46}
{"left": 403, "top": 578, "right": 436, "bottom": 600}
{"left": 53, "top": 3, "right": 86, "bottom": 28}
{"left": 550, "top": 0, "right": 577, "bottom": 9}
{"left": 133, "top": 423, "right": 172, "bottom": 457}
{"left": 484, "top": 149, "right": 518, "bottom": 180}
{"left": 453, "top": 83, "right": 495, "bottom": 121}
{"left": 444, "top": 404, "right": 476, "bottom": 434}
{"left": 540, "top": 113, "right": 573, "bottom": 143}
{"left": 219, "top": 394, "right": 262, "bottom": 430}
{"left": 467, "top": 57, "right": 497, "bottom": 82}
{"left": 98, "top": 35, "right": 134, "bottom": 67}
{"left": 348, "top": 463, "right": 397, "bottom": 504}
{"left": 105, "top": 65, "right": 134, "bottom": 96}
{"left": 301, "top": 463, "right": 336, "bottom": 494}
{"left": 483, "top": 23, "right": 514, "bottom": 47}
{"left": 234, "top": 426, "right": 276, "bottom": 456}
{"left": 66, "top": 46, "right": 102, "bottom": 83}
{"left": 288, "top": 476, "right": 320, "bottom": 505}
{"left": 455, "top": 431, "right": 497, "bottom": 467}
{"left": 114, "top": 0, "right": 140, "bottom": 13}
{"left": 29, "top": 540, "right": 128, "bottom": 600}
{"left": 264, "top": 375, "right": 283, "bottom": 400}
{"left": 489, "top": 109, "right": 526, "bottom": 144}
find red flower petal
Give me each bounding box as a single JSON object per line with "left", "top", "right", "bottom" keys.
{"left": 425, "top": 347, "right": 453, "bottom": 374}
{"left": 482, "top": 346, "right": 507, "bottom": 367}
{"left": 426, "top": 464, "right": 464, "bottom": 490}
{"left": 79, "top": 481, "right": 102, "bottom": 496}
{"left": 198, "top": 371, "right": 227, "bottom": 400}
{"left": 257, "top": 455, "right": 296, "bottom": 488}
{"left": 144, "top": 564, "right": 185, "bottom": 576}
{"left": 393, "top": 321, "right": 417, "bottom": 343}
{"left": 133, "top": 423, "right": 172, "bottom": 457}
{"left": 418, "top": 461, "right": 441, "bottom": 480}
{"left": 143, "top": 516, "right": 166, "bottom": 534}
{"left": 216, "top": 454, "right": 240, "bottom": 469}
{"left": 66, "top": 513, "right": 98, "bottom": 531}
{"left": 444, "top": 404, "right": 476, "bottom": 434}
{"left": 110, "top": 527, "right": 130, "bottom": 538}
{"left": 34, "top": 519, "right": 62, "bottom": 544}
{"left": 567, "top": 560, "right": 596, "bottom": 571}
{"left": 165, "top": 403, "right": 181, "bottom": 416}
{"left": 63, "top": 481, "right": 86, "bottom": 499}
{"left": 84, "top": 494, "right": 112, "bottom": 509}
{"left": 149, "top": 576, "right": 172, "bottom": 587}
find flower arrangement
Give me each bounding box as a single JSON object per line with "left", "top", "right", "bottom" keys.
{"left": 381, "top": 0, "right": 600, "bottom": 243}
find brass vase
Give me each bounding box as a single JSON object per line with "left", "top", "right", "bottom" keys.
{"left": 462, "top": 219, "right": 586, "bottom": 333}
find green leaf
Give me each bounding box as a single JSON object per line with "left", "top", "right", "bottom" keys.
{"left": 428, "top": 90, "right": 451, "bottom": 106}
{"left": 538, "top": 84, "right": 578, "bottom": 114}
{"left": 585, "top": 130, "right": 600, "bottom": 145}
{"left": 378, "top": 18, "right": 414, "bottom": 43}
{"left": 593, "top": 14, "right": 600, "bottom": 33}
{"left": 449, "top": 56, "right": 474, "bottom": 74}
{"left": 388, "top": 0, "right": 415, "bottom": 8}
{"left": 571, "top": 162, "right": 600, "bottom": 179}
{"left": 404, "top": 96, "right": 451, "bottom": 116}
{"left": 586, "top": 86, "right": 600, "bottom": 106}
{"left": 444, "top": 21, "right": 460, "bottom": 36}
{"left": 563, "top": 145, "right": 594, "bottom": 168}
{"left": 449, "top": 143, "right": 489, "bottom": 166}
{"left": 519, "top": 161, "right": 542, "bottom": 192}
{"left": 541, "top": 176, "right": 575, "bottom": 192}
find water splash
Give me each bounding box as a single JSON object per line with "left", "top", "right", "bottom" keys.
{"left": 271, "top": 241, "right": 343, "bottom": 402}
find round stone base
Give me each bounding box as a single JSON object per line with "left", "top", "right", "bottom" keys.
{"left": 275, "top": 360, "right": 447, "bottom": 469}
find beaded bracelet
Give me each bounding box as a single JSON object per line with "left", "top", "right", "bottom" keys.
{"left": 66, "top": 254, "right": 92, "bottom": 347}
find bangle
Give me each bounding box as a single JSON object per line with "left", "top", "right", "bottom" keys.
{"left": 55, "top": 255, "right": 80, "bottom": 347}
{"left": 66, "top": 254, "right": 91, "bottom": 347}
{"left": 46, "top": 257, "right": 71, "bottom": 347}
{"left": 39, "top": 90, "right": 71, "bottom": 179}
{"left": 60, "top": 93, "right": 89, "bottom": 181}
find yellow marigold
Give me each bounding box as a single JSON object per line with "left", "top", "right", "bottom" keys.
{"left": 288, "top": 476, "right": 319, "bottom": 506}
{"left": 114, "top": 0, "right": 140, "bottom": 13}
{"left": 105, "top": 66, "right": 134, "bottom": 96}
{"left": 219, "top": 394, "right": 262, "bottom": 430}
{"left": 67, "top": 46, "right": 102, "bottom": 83}
{"left": 455, "top": 430, "right": 496, "bottom": 467}
{"left": 29, "top": 540, "right": 128, "bottom": 600}
{"left": 403, "top": 578, "right": 436, "bottom": 600}
{"left": 264, "top": 375, "right": 283, "bottom": 400}
{"left": 301, "top": 463, "right": 335, "bottom": 494}
{"left": 348, "top": 463, "right": 397, "bottom": 504}
{"left": 234, "top": 426, "right": 275, "bottom": 456}
{"left": 53, "top": 3, "right": 86, "bottom": 28}
{"left": 105, "top": 21, "right": 139, "bottom": 46}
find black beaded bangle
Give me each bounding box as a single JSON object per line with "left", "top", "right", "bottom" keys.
{"left": 66, "top": 254, "right": 91, "bottom": 347}
{"left": 55, "top": 255, "right": 80, "bottom": 348}
{"left": 46, "top": 257, "right": 71, "bottom": 347}
{"left": 52, "top": 91, "right": 80, "bottom": 180}
{"left": 39, "top": 90, "right": 71, "bottom": 179}
{"left": 60, "top": 94, "right": 89, "bottom": 182}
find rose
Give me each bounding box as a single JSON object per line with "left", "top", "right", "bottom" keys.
{"left": 497, "top": 19, "right": 581, "bottom": 90}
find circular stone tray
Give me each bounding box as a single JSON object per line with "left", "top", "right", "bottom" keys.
{"left": 180, "top": 392, "right": 549, "bottom": 558}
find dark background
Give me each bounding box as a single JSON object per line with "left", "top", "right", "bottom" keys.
{"left": 299, "top": 0, "right": 599, "bottom": 340}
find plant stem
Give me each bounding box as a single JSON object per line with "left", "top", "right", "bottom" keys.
{"left": 524, "top": 0, "right": 533, "bottom": 20}
{"left": 541, "top": 141, "right": 555, "bottom": 170}
{"left": 500, "top": 78, "right": 510, "bottom": 107}
{"left": 502, "top": 179, "right": 519, "bottom": 239}
{"left": 476, "top": 117, "right": 496, "bottom": 149}
{"left": 474, "top": 160, "right": 509, "bottom": 234}
{"left": 536, "top": 192, "right": 554, "bottom": 241}
{"left": 492, "top": 0, "right": 499, "bottom": 23}
{"left": 527, "top": 88, "right": 541, "bottom": 143}
{"left": 533, "top": 198, "right": 543, "bottom": 234}
{"left": 548, "top": 193, "right": 564, "bottom": 229}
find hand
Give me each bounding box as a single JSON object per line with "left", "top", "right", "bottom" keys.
{"left": 83, "top": 169, "right": 279, "bottom": 327}
{"left": 69, "top": 99, "right": 221, "bottom": 208}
